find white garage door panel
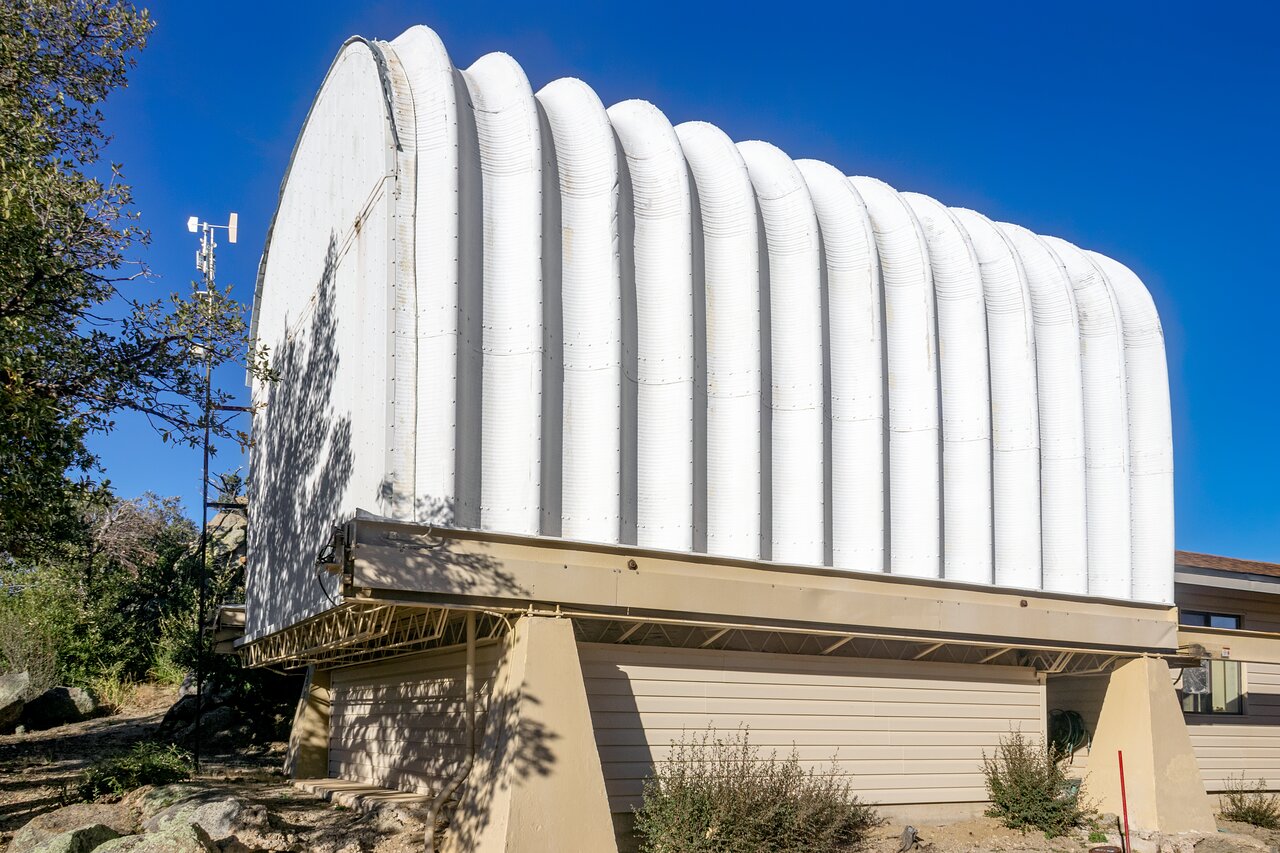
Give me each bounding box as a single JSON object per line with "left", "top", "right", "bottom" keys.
{"left": 328, "top": 644, "right": 501, "bottom": 794}
{"left": 579, "top": 642, "right": 1043, "bottom": 812}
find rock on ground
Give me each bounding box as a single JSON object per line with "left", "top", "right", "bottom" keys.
{"left": 0, "top": 670, "right": 29, "bottom": 732}
{"left": 123, "top": 785, "right": 203, "bottom": 823}
{"left": 95, "top": 822, "right": 217, "bottom": 852}
{"left": 143, "top": 790, "right": 267, "bottom": 842}
{"left": 8, "top": 803, "right": 137, "bottom": 853}
{"left": 20, "top": 687, "right": 100, "bottom": 731}
{"left": 27, "top": 824, "right": 122, "bottom": 853}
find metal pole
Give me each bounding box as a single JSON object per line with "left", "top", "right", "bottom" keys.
{"left": 192, "top": 223, "right": 215, "bottom": 775}
{"left": 1118, "top": 750, "right": 1131, "bottom": 853}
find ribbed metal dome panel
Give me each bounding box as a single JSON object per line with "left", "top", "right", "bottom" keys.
{"left": 247, "top": 26, "right": 1174, "bottom": 636}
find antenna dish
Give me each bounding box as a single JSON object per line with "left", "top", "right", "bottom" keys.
{"left": 187, "top": 215, "right": 199, "bottom": 233}
{"left": 228, "top": 212, "right": 239, "bottom": 244}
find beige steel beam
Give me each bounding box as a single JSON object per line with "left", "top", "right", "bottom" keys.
{"left": 337, "top": 520, "right": 1179, "bottom": 657}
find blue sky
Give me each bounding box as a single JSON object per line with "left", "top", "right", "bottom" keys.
{"left": 89, "top": 0, "right": 1279, "bottom": 560}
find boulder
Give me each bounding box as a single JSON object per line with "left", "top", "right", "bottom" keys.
{"left": 8, "top": 803, "right": 136, "bottom": 853}
{"left": 124, "top": 784, "right": 204, "bottom": 823}
{"left": 158, "top": 695, "right": 201, "bottom": 732}
{"left": 95, "top": 823, "right": 216, "bottom": 852}
{"left": 0, "top": 669, "right": 29, "bottom": 731}
{"left": 160, "top": 697, "right": 232, "bottom": 739}
{"left": 20, "top": 686, "right": 100, "bottom": 730}
{"left": 172, "top": 706, "right": 237, "bottom": 748}
{"left": 143, "top": 792, "right": 266, "bottom": 843}
{"left": 26, "top": 824, "right": 122, "bottom": 853}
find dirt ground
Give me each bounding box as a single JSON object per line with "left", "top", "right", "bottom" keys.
{"left": 0, "top": 685, "right": 428, "bottom": 852}
{"left": 0, "top": 684, "right": 183, "bottom": 839}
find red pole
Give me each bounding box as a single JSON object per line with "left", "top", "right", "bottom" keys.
{"left": 1118, "top": 750, "right": 1132, "bottom": 853}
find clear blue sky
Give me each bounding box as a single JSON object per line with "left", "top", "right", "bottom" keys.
{"left": 88, "top": 0, "right": 1279, "bottom": 561}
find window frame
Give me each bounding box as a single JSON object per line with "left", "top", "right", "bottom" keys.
{"left": 1179, "top": 610, "right": 1242, "bottom": 630}
{"left": 1178, "top": 609, "right": 1245, "bottom": 716}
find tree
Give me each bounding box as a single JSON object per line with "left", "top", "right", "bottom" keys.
{"left": 0, "top": 491, "right": 198, "bottom": 685}
{"left": 0, "top": 0, "right": 273, "bottom": 559}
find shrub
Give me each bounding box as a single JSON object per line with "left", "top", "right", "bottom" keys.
{"left": 633, "top": 727, "right": 882, "bottom": 853}
{"left": 1219, "top": 775, "right": 1280, "bottom": 829}
{"left": 77, "top": 742, "right": 191, "bottom": 801}
{"left": 982, "top": 730, "right": 1094, "bottom": 837}
{"left": 148, "top": 614, "right": 190, "bottom": 686}
{"left": 0, "top": 605, "right": 58, "bottom": 696}
{"left": 87, "top": 662, "right": 137, "bottom": 714}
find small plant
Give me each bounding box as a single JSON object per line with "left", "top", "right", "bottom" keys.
{"left": 87, "top": 662, "right": 137, "bottom": 714}
{"left": 1219, "top": 775, "right": 1280, "bottom": 829}
{"left": 1088, "top": 830, "right": 1107, "bottom": 843}
{"left": 634, "top": 727, "right": 882, "bottom": 853}
{"left": 149, "top": 614, "right": 191, "bottom": 686}
{"left": 76, "top": 742, "right": 192, "bottom": 802}
{"left": 982, "top": 730, "right": 1095, "bottom": 838}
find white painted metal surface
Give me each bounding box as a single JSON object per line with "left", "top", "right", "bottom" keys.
{"left": 953, "top": 209, "right": 1042, "bottom": 590}
{"left": 904, "top": 193, "right": 992, "bottom": 585}
{"left": 248, "top": 26, "right": 1176, "bottom": 637}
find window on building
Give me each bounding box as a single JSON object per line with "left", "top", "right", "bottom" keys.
{"left": 1181, "top": 659, "right": 1244, "bottom": 715}
{"left": 1179, "top": 611, "right": 1242, "bottom": 630}
{"left": 1178, "top": 610, "right": 1244, "bottom": 714}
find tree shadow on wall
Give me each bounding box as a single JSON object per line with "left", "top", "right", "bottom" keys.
{"left": 360, "top": 494, "right": 530, "bottom": 601}
{"left": 437, "top": 685, "right": 559, "bottom": 851}
{"left": 249, "top": 235, "right": 353, "bottom": 633}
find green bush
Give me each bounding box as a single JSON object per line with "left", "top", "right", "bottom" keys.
{"left": 982, "top": 730, "right": 1094, "bottom": 837}
{"left": 633, "top": 727, "right": 882, "bottom": 853}
{"left": 1219, "top": 775, "right": 1280, "bottom": 829}
{"left": 77, "top": 742, "right": 191, "bottom": 801}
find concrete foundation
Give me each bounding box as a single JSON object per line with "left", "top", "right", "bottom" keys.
{"left": 445, "top": 616, "right": 618, "bottom": 853}
{"left": 1084, "top": 657, "right": 1216, "bottom": 833}
{"left": 285, "top": 666, "right": 331, "bottom": 780}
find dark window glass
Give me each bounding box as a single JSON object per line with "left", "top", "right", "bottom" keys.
{"left": 1180, "top": 610, "right": 1240, "bottom": 630}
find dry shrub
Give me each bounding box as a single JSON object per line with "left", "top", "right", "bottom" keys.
{"left": 634, "top": 727, "right": 882, "bottom": 852}
{"left": 1219, "top": 775, "right": 1280, "bottom": 829}
{"left": 982, "top": 730, "right": 1094, "bottom": 837}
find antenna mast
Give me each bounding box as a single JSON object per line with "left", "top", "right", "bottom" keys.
{"left": 186, "top": 212, "right": 237, "bottom": 774}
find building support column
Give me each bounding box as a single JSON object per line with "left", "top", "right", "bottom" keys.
{"left": 445, "top": 615, "right": 618, "bottom": 853}
{"left": 285, "top": 665, "right": 331, "bottom": 780}
{"left": 1084, "top": 657, "right": 1215, "bottom": 832}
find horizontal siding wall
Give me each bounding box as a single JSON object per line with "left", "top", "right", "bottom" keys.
{"left": 328, "top": 643, "right": 501, "bottom": 794}
{"left": 579, "top": 643, "right": 1044, "bottom": 811}
{"left": 1177, "top": 584, "right": 1280, "bottom": 633}
{"left": 1188, "top": 661, "right": 1280, "bottom": 791}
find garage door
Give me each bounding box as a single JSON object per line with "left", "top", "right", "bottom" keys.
{"left": 328, "top": 643, "right": 501, "bottom": 793}
{"left": 580, "top": 643, "right": 1044, "bottom": 810}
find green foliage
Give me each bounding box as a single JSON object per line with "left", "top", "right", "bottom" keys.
{"left": 87, "top": 662, "right": 136, "bottom": 714}
{"left": 1088, "top": 830, "right": 1107, "bottom": 843}
{"left": 1, "top": 493, "right": 200, "bottom": 686}
{"left": 0, "top": 603, "right": 58, "bottom": 695}
{"left": 0, "top": 0, "right": 274, "bottom": 559}
{"left": 1218, "top": 775, "right": 1280, "bottom": 829}
{"left": 633, "top": 727, "right": 882, "bottom": 853}
{"left": 77, "top": 742, "right": 191, "bottom": 801}
{"left": 981, "top": 730, "right": 1095, "bottom": 838}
